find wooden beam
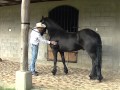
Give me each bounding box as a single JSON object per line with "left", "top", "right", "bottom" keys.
{"left": 0, "top": 0, "right": 63, "bottom": 7}
{"left": 20, "top": 0, "right": 30, "bottom": 71}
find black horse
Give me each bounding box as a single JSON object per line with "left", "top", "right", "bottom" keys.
{"left": 40, "top": 17, "right": 103, "bottom": 82}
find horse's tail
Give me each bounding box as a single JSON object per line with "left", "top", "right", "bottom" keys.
{"left": 96, "top": 43, "right": 103, "bottom": 81}
{"left": 97, "top": 44, "right": 102, "bottom": 68}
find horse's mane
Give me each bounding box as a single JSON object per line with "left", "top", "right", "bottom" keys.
{"left": 45, "top": 17, "right": 65, "bottom": 32}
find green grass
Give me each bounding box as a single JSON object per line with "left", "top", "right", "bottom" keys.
{"left": 0, "top": 86, "right": 15, "bottom": 90}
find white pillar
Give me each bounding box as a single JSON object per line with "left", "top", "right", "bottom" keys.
{"left": 16, "top": 71, "right": 32, "bottom": 90}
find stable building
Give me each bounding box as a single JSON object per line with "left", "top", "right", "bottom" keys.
{"left": 0, "top": 0, "right": 120, "bottom": 73}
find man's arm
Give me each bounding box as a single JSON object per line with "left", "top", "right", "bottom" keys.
{"left": 38, "top": 36, "right": 57, "bottom": 45}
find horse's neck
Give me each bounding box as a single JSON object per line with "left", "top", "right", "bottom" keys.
{"left": 46, "top": 21, "right": 77, "bottom": 37}
{"left": 47, "top": 19, "right": 63, "bottom": 29}
{"left": 48, "top": 28, "right": 56, "bottom": 37}
{"left": 46, "top": 20, "right": 64, "bottom": 37}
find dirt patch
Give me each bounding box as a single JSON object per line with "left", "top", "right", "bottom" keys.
{"left": 0, "top": 60, "right": 120, "bottom": 90}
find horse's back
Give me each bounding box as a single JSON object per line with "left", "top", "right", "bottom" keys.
{"left": 78, "top": 28, "right": 101, "bottom": 43}
{"left": 77, "top": 28, "right": 102, "bottom": 51}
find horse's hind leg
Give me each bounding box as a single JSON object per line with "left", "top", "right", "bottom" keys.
{"left": 88, "top": 53, "right": 97, "bottom": 80}
{"left": 51, "top": 50, "right": 58, "bottom": 75}
{"left": 59, "top": 51, "right": 68, "bottom": 74}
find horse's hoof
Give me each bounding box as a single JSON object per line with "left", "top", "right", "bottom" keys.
{"left": 64, "top": 68, "right": 68, "bottom": 74}
{"left": 97, "top": 76, "right": 103, "bottom": 82}
{"left": 51, "top": 71, "right": 56, "bottom": 75}
{"left": 51, "top": 70, "right": 57, "bottom": 75}
{"left": 89, "top": 75, "right": 97, "bottom": 80}
{"left": 65, "top": 70, "right": 68, "bottom": 74}
{"left": 52, "top": 73, "right": 56, "bottom": 75}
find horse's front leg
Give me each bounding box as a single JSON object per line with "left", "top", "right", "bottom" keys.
{"left": 51, "top": 49, "right": 58, "bottom": 75}
{"left": 59, "top": 51, "right": 68, "bottom": 74}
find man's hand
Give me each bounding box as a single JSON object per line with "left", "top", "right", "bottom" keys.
{"left": 50, "top": 41, "right": 57, "bottom": 45}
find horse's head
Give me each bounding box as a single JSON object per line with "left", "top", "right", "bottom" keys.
{"left": 40, "top": 16, "right": 65, "bottom": 37}
{"left": 40, "top": 16, "right": 64, "bottom": 30}
{"left": 39, "top": 16, "right": 47, "bottom": 35}
{"left": 40, "top": 16, "right": 47, "bottom": 26}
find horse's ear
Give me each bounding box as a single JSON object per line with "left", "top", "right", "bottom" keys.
{"left": 42, "top": 16, "right": 44, "bottom": 19}
{"left": 40, "top": 16, "right": 44, "bottom": 22}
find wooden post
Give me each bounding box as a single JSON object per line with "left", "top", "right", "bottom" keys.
{"left": 20, "top": 0, "right": 30, "bottom": 71}
{"left": 16, "top": 1, "right": 32, "bottom": 90}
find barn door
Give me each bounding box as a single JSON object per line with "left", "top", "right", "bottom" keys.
{"left": 48, "top": 5, "right": 79, "bottom": 63}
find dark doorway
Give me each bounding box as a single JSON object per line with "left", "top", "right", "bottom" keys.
{"left": 49, "top": 5, "right": 79, "bottom": 32}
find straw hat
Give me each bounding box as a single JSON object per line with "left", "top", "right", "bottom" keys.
{"left": 36, "top": 22, "right": 46, "bottom": 28}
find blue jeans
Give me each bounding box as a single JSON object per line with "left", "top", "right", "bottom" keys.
{"left": 30, "top": 44, "right": 39, "bottom": 73}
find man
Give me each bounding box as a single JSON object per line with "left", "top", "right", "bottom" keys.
{"left": 29, "top": 22, "right": 57, "bottom": 76}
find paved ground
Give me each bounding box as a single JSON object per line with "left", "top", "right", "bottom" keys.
{"left": 0, "top": 60, "right": 120, "bottom": 90}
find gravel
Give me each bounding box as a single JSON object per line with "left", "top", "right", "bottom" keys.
{"left": 0, "top": 60, "right": 120, "bottom": 90}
